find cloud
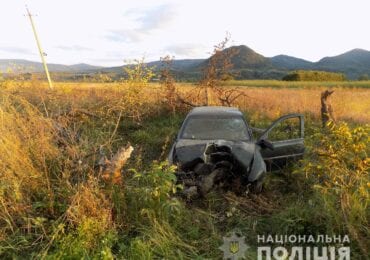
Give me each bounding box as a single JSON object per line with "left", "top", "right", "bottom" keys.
{"left": 138, "top": 4, "right": 176, "bottom": 31}
{"left": 105, "top": 29, "right": 145, "bottom": 43}
{"left": 56, "top": 45, "right": 93, "bottom": 51}
{"left": 0, "top": 46, "right": 34, "bottom": 55}
{"left": 105, "top": 4, "right": 176, "bottom": 43}
{"left": 165, "top": 43, "right": 207, "bottom": 57}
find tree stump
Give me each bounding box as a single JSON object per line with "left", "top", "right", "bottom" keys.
{"left": 99, "top": 143, "right": 134, "bottom": 184}
{"left": 321, "top": 90, "right": 335, "bottom": 127}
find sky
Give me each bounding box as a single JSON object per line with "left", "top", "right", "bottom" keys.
{"left": 1, "top": 0, "right": 369, "bottom": 66}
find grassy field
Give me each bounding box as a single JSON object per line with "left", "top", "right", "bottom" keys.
{"left": 222, "top": 79, "right": 370, "bottom": 88}
{"left": 0, "top": 80, "right": 369, "bottom": 259}
{"left": 179, "top": 84, "right": 370, "bottom": 123}
{"left": 22, "top": 81, "right": 370, "bottom": 123}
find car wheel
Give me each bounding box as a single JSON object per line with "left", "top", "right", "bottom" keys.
{"left": 250, "top": 179, "right": 263, "bottom": 193}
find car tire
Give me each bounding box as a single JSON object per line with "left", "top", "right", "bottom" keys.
{"left": 250, "top": 179, "right": 263, "bottom": 193}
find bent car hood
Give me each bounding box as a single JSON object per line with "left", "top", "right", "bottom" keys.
{"left": 174, "top": 139, "right": 256, "bottom": 167}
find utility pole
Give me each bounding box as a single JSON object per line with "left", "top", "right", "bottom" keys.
{"left": 25, "top": 5, "right": 53, "bottom": 89}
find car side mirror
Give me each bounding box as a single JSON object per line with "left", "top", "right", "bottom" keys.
{"left": 256, "top": 139, "right": 274, "bottom": 150}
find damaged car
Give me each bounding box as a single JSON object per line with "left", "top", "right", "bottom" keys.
{"left": 168, "top": 106, "right": 304, "bottom": 198}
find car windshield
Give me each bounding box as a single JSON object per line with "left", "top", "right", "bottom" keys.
{"left": 181, "top": 117, "right": 250, "bottom": 141}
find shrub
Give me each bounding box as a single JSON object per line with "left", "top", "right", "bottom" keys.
{"left": 300, "top": 123, "right": 369, "bottom": 255}
{"left": 283, "top": 70, "right": 346, "bottom": 81}
{"left": 120, "top": 58, "right": 156, "bottom": 121}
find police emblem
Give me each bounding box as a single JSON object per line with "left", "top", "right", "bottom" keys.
{"left": 219, "top": 231, "right": 249, "bottom": 259}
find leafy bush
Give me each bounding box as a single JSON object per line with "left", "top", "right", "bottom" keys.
{"left": 283, "top": 70, "right": 346, "bottom": 81}
{"left": 300, "top": 123, "right": 369, "bottom": 255}
{"left": 125, "top": 163, "right": 181, "bottom": 225}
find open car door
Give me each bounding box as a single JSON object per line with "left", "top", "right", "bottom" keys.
{"left": 257, "top": 114, "right": 304, "bottom": 171}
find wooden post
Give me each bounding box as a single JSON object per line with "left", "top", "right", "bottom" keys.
{"left": 26, "top": 6, "right": 53, "bottom": 90}
{"left": 321, "top": 90, "right": 335, "bottom": 127}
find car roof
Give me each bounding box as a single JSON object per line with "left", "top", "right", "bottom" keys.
{"left": 187, "top": 106, "right": 243, "bottom": 117}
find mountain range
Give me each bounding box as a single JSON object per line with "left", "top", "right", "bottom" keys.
{"left": 1, "top": 46, "right": 370, "bottom": 80}
{"left": 0, "top": 59, "right": 102, "bottom": 73}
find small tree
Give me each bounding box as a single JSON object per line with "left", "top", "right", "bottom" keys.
{"left": 176, "top": 34, "right": 245, "bottom": 107}
{"left": 201, "top": 33, "right": 246, "bottom": 107}
{"left": 123, "top": 57, "right": 155, "bottom": 87}
{"left": 160, "top": 55, "right": 177, "bottom": 113}
{"left": 121, "top": 58, "right": 155, "bottom": 121}
{"left": 201, "top": 32, "right": 235, "bottom": 105}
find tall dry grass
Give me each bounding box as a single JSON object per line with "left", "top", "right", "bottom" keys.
{"left": 0, "top": 87, "right": 117, "bottom": 257}
{"left": 18, "top": 82, "right": 370, "bottom": 123}
{"left": 0, "top": 92, "right": 57, "bottom": 232}
{"left": 176, "top": 85, "right": 370, "bottom": 123}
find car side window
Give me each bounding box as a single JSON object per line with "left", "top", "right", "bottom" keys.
{"left": 266, "top": 117, "right": 301, "bottom": 141}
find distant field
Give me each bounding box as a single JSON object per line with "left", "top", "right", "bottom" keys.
{"left": 222, "top": 79, "right": 370, "bottom": 88}
{"left": 23, "top": 79, "right": 370, "bottom": 89}
{"left": 176, "top": 84, "right": 370, "bottom": 123}
{"left": 231, "top": 86, "right": 370, "bottom": 123}
{"left": 17, "top": 81, "right": 370, "bottom": 123}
